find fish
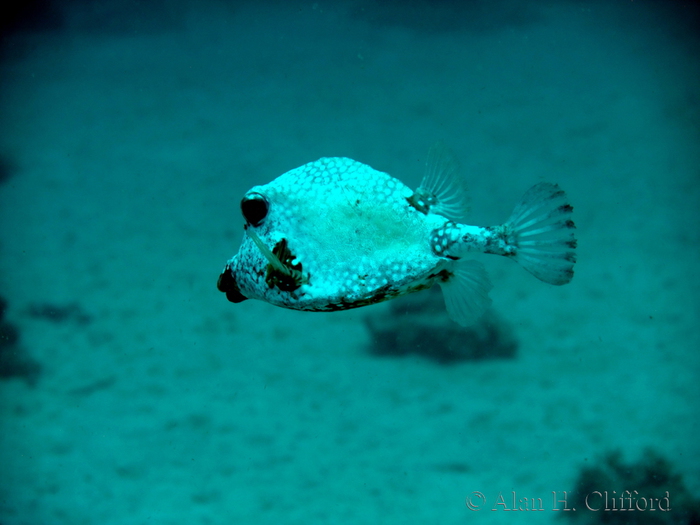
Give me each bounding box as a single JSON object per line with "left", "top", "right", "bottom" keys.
{"left": 217, "top": 143, "right": 576, "bottom": 326}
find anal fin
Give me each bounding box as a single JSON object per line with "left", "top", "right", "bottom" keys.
{"left": 438, "top": 259, "right": 493, "bottom": 326}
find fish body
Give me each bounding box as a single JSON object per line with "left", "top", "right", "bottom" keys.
{"left": 218, "top": 144, "right": 576, "bottom": 326}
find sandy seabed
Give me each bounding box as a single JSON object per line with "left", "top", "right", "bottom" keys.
{"left": 1, "top": 1, "right": 698, "bottom": 523}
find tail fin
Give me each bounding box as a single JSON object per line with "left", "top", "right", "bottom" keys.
{"left": 506, "top": 182, "right": 577, "bottom": 285}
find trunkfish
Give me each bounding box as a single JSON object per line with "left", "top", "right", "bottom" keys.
{"left": 217, "top": 143, "right": 576, "bottom": 326}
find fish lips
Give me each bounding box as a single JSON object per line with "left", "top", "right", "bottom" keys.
{"left": 217, "top": 259, "right": 248, "bottom": 303}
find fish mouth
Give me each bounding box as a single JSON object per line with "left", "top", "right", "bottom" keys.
{"left": 246, "top": 227, "right": 306, "bottom": 292}
{"left": 217, "top": 261, "right": 248, "bottom": 303}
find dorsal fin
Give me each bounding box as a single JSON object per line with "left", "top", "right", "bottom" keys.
{"left": 411, "top": 142, "right": 470, "bottom": 221}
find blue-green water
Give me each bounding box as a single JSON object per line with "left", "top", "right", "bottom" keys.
{"left": 1, "top": 1, "right": 698, "bottom": 523}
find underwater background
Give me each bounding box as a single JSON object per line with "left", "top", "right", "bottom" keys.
{"left": 1, "top": 0, "right": 699, "bottom": 523}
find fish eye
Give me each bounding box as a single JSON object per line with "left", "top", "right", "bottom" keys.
{"left": 241, "top": 192, "right": 269, "bottom": 226}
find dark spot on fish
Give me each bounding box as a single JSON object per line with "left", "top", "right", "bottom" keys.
{"left": 406, "top": 188, "right": 436, "bottom": 215}
{"left": 559, "top": 204, "right": 574, "bottom": 215}
{"left": 265, "top": 238, "right": 306, "bottom": 292}
{"left": 542, "top": 188, "right": 566, "bottom": 201}
{"left": 361, "top": 282, "right": 395, "bottom": 305}
{"left": 479, "top": 225, "right": 514, "bottom": 256}
{"left": 433, "top": 269, "right": 453, "bottom": 282}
